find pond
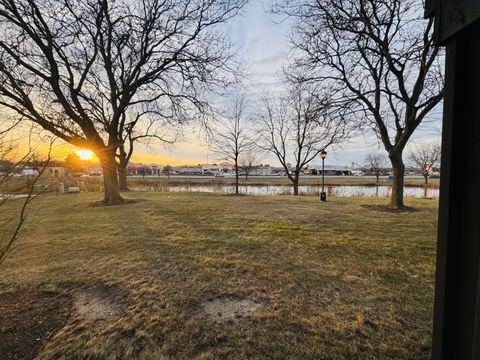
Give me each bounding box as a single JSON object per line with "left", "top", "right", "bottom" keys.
{"left": 129, "top": 184, "right": 439, "bottom": 198}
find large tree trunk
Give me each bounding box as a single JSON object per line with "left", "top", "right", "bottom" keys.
{"left": 97, "top": 149, "right": 124, "bottom": 205}
{"left": 235, "top": 159, "right": 239, "bottom": 195}
{"left": 116, "top": 146, "right": 129, "bottom": 191}
{"left": 118, "top": 165, "right": 128, "bottom": 191}
{"left": 389, "top": 153, "right": 405, "bottom": 208}
{"left": 292, "top": 175, "right": 299, "bottom": 196}
{"left": 376, "top": 173, "right": 380, "bottom": 183}
{"left": 424, "top": 174, "right": 429, "bottom": 185}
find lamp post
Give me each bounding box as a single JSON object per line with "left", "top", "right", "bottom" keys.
{"left": 320, "top": 150, "right": 327, "bottom": 202}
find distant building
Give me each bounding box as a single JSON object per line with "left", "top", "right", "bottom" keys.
{"left": 219, "top": 162, "right": 232, "bottom": 168}
{"left": 127, "top": 163, "right": 162, "bottom": 176}
{"left": 150, "top": 165, "right": 162, "bottom": 175}
{"left": 45, "top": 166, "right": 66, "bottom": 178}
{"left": 21, "top": 168, "right": 39, "bottom": 177}
{"left": 174, "top": 165, "right": 203, "bottom": 175}
{"left": 201, "top": 164, "right": 231, "bottom": 174}
{"left": 311, "top": 164, "right": 352, "bottom": 176}
{"left": 253, "top": 164, "right": 272, "bottom": 175}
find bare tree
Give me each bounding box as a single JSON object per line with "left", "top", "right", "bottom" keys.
{"left": 408, "top": 142, "right": 441, "bottom": 185}
{"left": 211, "top": 94, "right": 253, "bottom": 195}
{"left": 163, "top": 165, "right": 173, "bottom": 179}
{"left": 239, "top": 150, "right": 262, "bottom": 180}
{"left": 258, "top": 83, "right": 346, "bottom": 195}
{"left": 274, "top": 0, "right": 444, "bottom": 208}
{"left": 365, "top": 152, "right": 388, "bottom": 183}
{"left": 0, "top": 133, "right": 52, "bottom": 265}
{"left": 0, "top": 0, "right": 246, "bottom": 204}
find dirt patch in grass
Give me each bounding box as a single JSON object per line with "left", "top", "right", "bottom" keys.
{"left": 199, "top": 294, "right": 264, "bottom": 323}
{"left": 361, "top": 204, "right": 420, "bottom": 213}
{"left": 71, "top": 283, "right": 125, "bottom": 322}
{"left": 0, "top": 282, "right": 127, "bottom": 360}
{"left": 0, "top": 287, "right": 72, "bottom": 360}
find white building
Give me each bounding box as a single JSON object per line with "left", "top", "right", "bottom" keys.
{"left": 311, "top": 164, "right": 352, "bottom": 175}
{"left": 201, "top": 164, "right": 231, "bottom": 174}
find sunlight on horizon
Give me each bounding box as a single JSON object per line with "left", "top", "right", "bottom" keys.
{"left": 76, "top": 149, "right": 95, "bottom": 161}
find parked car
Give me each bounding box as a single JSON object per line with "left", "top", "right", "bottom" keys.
{"left": 214, "top": 172, "right": 224, "bottom": 177}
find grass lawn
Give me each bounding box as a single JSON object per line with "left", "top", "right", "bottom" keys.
{"left": 0, "top": 192, "right": 438, "bottom": 359}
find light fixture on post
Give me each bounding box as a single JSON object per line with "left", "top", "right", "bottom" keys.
{"left": 320, "top": 150, "right": 327, "bottom": 202}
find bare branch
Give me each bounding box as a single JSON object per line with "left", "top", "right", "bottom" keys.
{"left": 0, "top": 136, "right": 54, "bottom": 265}
{"left": 274, "top": 0, "right": 444, "bottom": 206}
{"left": 257, "top": 82, "right": 348, "bottom": 194}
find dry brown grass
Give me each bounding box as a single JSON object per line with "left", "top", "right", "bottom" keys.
{"left": 0, "top": 192, "right": 438, "bottom": 359}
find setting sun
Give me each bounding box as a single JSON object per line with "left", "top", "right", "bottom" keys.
{"left": 76, "top": 149, "right": 95, "bottom": 161}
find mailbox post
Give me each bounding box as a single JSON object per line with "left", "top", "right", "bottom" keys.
{"left": 426, "top": 1, "right": 480, "bottom": 359}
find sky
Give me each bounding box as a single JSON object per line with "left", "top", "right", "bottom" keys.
{"left": 129, "top": 0, "right": 294, "bottom": 166}
{"left": 46, "top": 0, "right": 443, "bottom": 168}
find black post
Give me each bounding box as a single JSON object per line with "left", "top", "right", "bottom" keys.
{"left": 320, "top": 157, "right": 326, "bottom": 202}
{"left": 432, "top": 19, "right": 480, "bottom": 360}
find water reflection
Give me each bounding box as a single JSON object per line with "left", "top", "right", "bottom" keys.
{"left": 130, "top": 184, "right": 439, "bottom": 199}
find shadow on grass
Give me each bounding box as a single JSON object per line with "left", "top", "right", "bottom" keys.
{"left": 361, "top": 204, "right": 420, "bottom": 213}
{"left": 88, "top": 198, "right": 145, "bottom": 207}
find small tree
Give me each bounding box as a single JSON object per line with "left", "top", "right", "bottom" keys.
{"left": 239, "top": 150, "right": 262, "bottom": 180}
{"left": 163, "top": 165, "right": 173, "bottom": 179}
{"left": 258, "top": 83, "right": 346, "bottom": 195}
{"left": 65, "top": 153, "right": 85, "bottom": 174}
{"left": 408, "top": 143, "right": 441, "bottom": 185}
{"left": 211, "top": 94, "right": 253, "bottom": 195}
{"left": 0, "top": 132, "right": 52, "bottom": 265}
{"left": 365, "top": 152, "right": 389, "bottom": 183}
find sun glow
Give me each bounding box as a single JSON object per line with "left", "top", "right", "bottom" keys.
{"left": 76, "top": 149, "right": 95, "bottom": 161}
